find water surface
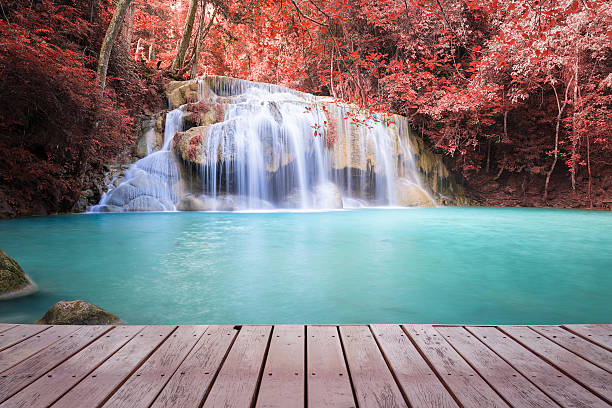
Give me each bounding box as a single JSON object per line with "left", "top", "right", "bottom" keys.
{"left": 1, "top": 207, "right": 610, "bottom": 324}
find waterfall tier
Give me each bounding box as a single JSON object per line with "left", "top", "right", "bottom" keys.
{"left": 92, "top": 76, "right": 465, "bottom": 212}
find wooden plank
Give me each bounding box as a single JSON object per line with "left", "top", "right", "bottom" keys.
{"left": 306, "top": 326, "right": 355, "bottom": 408}
{"left": 500, "top": 325, "right": 612, "bottom": 404}
{"left": 101, "top": 325, "right": 207, "bottom": 408}
{"left": 436, "top": 326, "right": 557, "bottom": 408}
{"left": 371, "top": 325, "right": 458, "bottom": 408}
{"left": 1, "top": 326, "right": 143, "bottom": 408}
{"left": 340, "top": 325, "right": 408, "bottom": 408}
{"left": 202, "top": 325, "right": 272, "bottom": 408}
{"left": 0, "top": 325, "right": 18, "bottom": 334}
{"left": 531, "top": 325, "right": 612, "bottom": 373}
{"left": 52, "top": 325, "right": 176, "bottom": 408}
{"left": 403, "top": 325, "right": 508, "bottom": 408}
{"left": 0, "top": 325, "right": 110, "bottom": 404}
{"left": 256, "top": 325, "right": 304, "bottom": 408}
{"left": 0, "top": 326, "right": 80, "bottom": 373}
{"left": 468, "top": 326, "right": 609, "bottom": 408}
{"left": 0, "top": 325, "right": 50, "bottom": 352}
{"left": 151, "top": 326, "right": 238, "bottom": 408}
{"left": 563, "top": 325, "right": 612, "bottom": 351}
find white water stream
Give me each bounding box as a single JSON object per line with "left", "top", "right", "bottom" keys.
{"left": 92, "top": 77, "right": 433, "bottom": 212}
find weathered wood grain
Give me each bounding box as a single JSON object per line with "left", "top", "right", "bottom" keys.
{"left": 371, "top": 324, "right": 458, "bottom": 408}
{"left": 436, "top": 326, "right": 557, "bottom": 408}
{"left": 563, "top": 324, "right": 612, "bottom": 351}
{"left": 0, "top": 325, "right": 110, "bottom": 404}
{"left": 0, "top": 323, "right": 609, "bottom": 408}
{"left": 0, "top": 325, "right": 17, "bottom": 334}
{"left": 0, "top": 326, "right": 80, "bottom": 373}
{"left": 468, "top": 326, "right": 608, "bottom": 408}
{"left": 0, "top": 325, "right": 50, "bottom": 352}
{"left": 403, "top": 325, "right": 508, "bottom": 408}
{"left": 501, "top": 325, "right": 612, "bottom": 404}
{"left": 101, "top": 325, "right": 207, "bottom": 408}
{"left": 1, "top": 326, "right": 143, "bottom": 408}
{"left": 530, "top": 325, "right": 612, "bottom": 373}
{"left": 306, "top": 325, "right": 355, "bottom": 408}
{"left": 52, "top": 325, "right": 176, "bottom": 408}
{"left": 256, "top": 325, "right": 304, "bottom": 408}
{"left": 202, "top": 325, "right": 272, "bottom": 408}
{"left": 340, "top": 325, "right": 408, "bottom": 408}
{"left": 151, "top": 325, "right": 238, "bottom": 408}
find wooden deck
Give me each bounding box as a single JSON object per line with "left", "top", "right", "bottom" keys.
{"left": 0, "top": 324, "right": 610, "bottom": 407}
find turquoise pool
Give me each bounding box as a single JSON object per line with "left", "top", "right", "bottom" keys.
{"left": 1, "top": 208, "right": 610, "bottom": 325}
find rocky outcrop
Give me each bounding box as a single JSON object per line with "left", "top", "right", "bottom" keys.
{"left": 36, "top": 300, "right": 123, "bottom": 325}
{"left": 0, "top": 249, "right": 37, "bottom": 300}
{"left": 394, "top": 178, "right": 435, "bottom": 207}
{"left": 166, "top": 79, "right": 200, "bottom": 109}
{"left": 176, "top": 195, "right": 211, "bottom": 211}
{"left": 168, "top": 75, "right": 468, "bottom": 206}
{"left": 135, "top": 115, "right": 164, "bottom": 159}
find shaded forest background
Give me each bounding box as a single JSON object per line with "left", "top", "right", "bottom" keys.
{"left": 0, "top": 0, "right": 610, "bottom": 217}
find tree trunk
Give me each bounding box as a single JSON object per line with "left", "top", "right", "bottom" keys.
{"left": 172, "top": 0, "right": 199, "bottom": 71}
{"left": 191, "top": 5, "right": 217, "bottom": 79}
{"left": 543, "top": 80, "right": 571, "bottom": 202}
{"left": 571, "top": 54, "right": 579, "bottom": 191}
{"left": 97, "top": 0, "right": 133, "bottom": 89}
{"left": 135, "top": 37, "right": 142, "bottom": 60}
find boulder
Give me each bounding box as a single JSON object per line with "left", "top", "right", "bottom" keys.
{"left": 105, "top": 183, "right": 138, "bottom": 207}
{"left": 173, "top": 126, "right": 206, "bottom": 164}
{"left": 0, "top": 249, "right": 37, "bottom": 300}
{"left": 166, "top": 79, "right": 199, "bottom": 109}
{"left": 36, "top": 300, "right": 122, "bottom": 325}
{"left": 395, "top": 178, "right": 435, "bottom": 207}
{"left": 177, "top": 195, "right": 211, "bottom": 211}
{"left": 135, "top": 133, "right": 150, "bottom": 158}
{"left": 71, "top": 194, "right": 89, "bottom": 213}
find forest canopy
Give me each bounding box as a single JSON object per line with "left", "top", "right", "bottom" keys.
{"left": 0, "top": 0, "right": 610, "bottom": 216}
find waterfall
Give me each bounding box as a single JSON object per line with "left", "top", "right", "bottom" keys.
{"left": 90, "top": 108, "right": 184, "bottom": 212}
{"left": 92, "top": 76, "right": 438, "bottom": 212}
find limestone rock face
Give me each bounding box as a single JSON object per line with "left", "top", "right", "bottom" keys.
{"left": 173, "top": 126, "right": 206, "bottom": 164}
{"left": 125, "top": 195, "right": 166, "bottom": 211}
{"left": 395, "top": 178, "right": 435, "bottom": 207}
{"left": 162, "top": 75, "right": 469, "bottom": 207}
{"left": 37, "top": 300, "right": 123, "bottom": 325}
{"left": 0, "top": 249, "right": 37, "bottom": 300}
{"left": 167, "top": 79, "right": 199, "bottom": 109}
{"left": 176, "top": 195, "right": 211, "bottom": 211}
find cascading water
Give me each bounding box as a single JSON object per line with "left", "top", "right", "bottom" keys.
{"left": 92, "top": 76, "right": 439, "bottom": 212}
{"left": 90, "top": 108, "right": 184, "bottom": 212}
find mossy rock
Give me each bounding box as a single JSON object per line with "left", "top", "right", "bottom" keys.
{"left": 0, "top": 249, "right": 37, "bottom": 300}
{"left": 36, "top": 300, "right": 123, "bottom": 325}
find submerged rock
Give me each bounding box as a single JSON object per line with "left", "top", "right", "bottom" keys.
{"left": 37, "top": 300, "right": 123, "bottom": 325}
{"left": 0, "top": 249, "right": 37, "bottom": 300}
